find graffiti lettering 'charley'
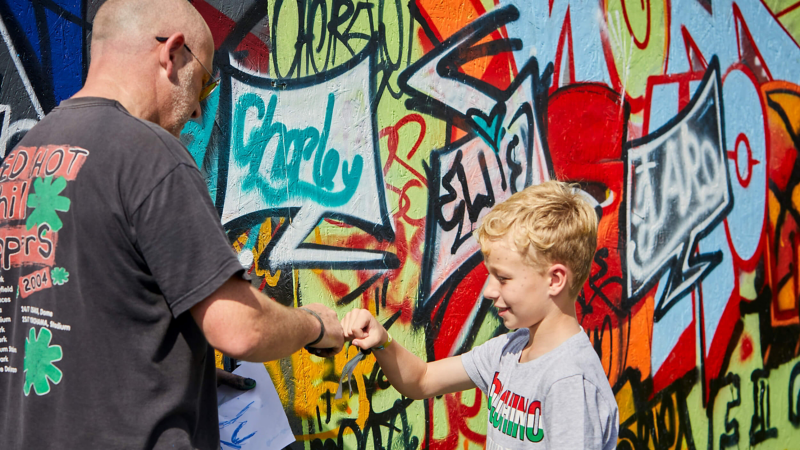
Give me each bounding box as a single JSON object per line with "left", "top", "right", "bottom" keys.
{"left": 223, "top": 49, "right": 395, "bottom": 270}
{"left": 232, "top": 92, "right": 363, "bottom": 208}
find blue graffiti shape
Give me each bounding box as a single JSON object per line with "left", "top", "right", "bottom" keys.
{"left": 624, "top": 57, "right": 733, "bottom": 316}
{"left": 220, "top": 401, "right": 257, "bottom": 449}
{"left": 4, "top": 0, "right": 86, "bottom": 108}
{"left": 232, "top": 92, "right": 363, "bottom": 207}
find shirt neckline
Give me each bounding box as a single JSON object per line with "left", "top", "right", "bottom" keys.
{"left": 57, "top": 96, "right": 128, "bottom": 113}
{"left": 514, "top": 327, "right": 586, "bottom": 366}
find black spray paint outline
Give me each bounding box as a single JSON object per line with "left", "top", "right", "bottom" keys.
{"left": 395, "top": 5, "right": 554, "bottom": 352}
{"left": 215, "top": 39, "right": 398, "bottom": 271}
{"left": 622, "top": 56, "right": 734, "bottom": 319}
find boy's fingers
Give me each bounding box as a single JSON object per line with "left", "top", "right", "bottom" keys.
{"left": 341, "top": 314, "right": 353, "bottom": 335}
{"left": 351, "top": 326, "right": 367, "bottom": 339}
{"left": 352, "top": 338, "right": 375, "bottom": 350}
{"left": 340, "top": 309, "right": 381, "bottom": 347}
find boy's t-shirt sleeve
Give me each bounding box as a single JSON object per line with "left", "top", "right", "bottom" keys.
{"left": 543, "top": 375, "right": 619, "bottom": 450}
{"left": 130, "top": 163, "right": 248, "bottom": 317}
{"left": 461, "top": 334, "right": 509, "bottom": 393}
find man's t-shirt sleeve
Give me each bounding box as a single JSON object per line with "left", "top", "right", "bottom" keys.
{"left": 131, "top": 163, "right": 247, "bottom": 317}
{"left": 461, "top": 334, "right": 508, "bottom": 393}
{"left": 543, "top": 375, "right": 618, "bottom": 450}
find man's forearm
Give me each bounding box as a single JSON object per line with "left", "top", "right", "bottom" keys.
{"left": 235, "top": 286, "right": 321, "bottom": 361}
{"left": 191, "top": 278, "right": 321, "bottom": 361}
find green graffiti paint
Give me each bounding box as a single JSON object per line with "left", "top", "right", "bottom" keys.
{"left": 232, "top": 92, "right": 363, "bottom": 207}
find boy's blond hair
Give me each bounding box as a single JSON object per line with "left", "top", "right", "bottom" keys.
{"left": 474, "top": 180, "right": 598, "bottom": 298}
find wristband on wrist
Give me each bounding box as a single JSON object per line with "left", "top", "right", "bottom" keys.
{"left": 373, "top": 332, "right": 392, "bottom": 350}
{"left": 300, "top": 308, "right": 325, "bottom": 349}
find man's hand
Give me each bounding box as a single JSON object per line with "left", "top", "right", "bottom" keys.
{"left": 193, "top": 277, "right": 345, "bottom": 361}
{"left": 341, "top": 309, "right": 388, "bottom": 351}
{"left": 302, "top": 303, "right": 344, "bottom": 357}
{"left": 216, "top": 368, "right": 256, "bottom": 390}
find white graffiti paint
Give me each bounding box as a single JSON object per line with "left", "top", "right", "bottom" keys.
{"left": 223, "top": 50, "right": 395, "bottom": 269}
{"left": 626, "top": 64, "right": 731, "bottom": 310}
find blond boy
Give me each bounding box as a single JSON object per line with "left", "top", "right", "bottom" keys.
{"left": 341, "top": 180, "right": 619, "bottom": 449}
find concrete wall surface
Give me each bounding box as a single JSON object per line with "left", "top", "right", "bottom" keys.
{"left": 2, "top": 0, "right": 800, "bottom": 449}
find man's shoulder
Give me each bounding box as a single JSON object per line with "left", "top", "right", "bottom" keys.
{"left": 39, "top": 97, "right": 193, "bottom": 167}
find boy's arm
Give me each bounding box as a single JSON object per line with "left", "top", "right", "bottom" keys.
{"left": 342, "top": 309, "right": 476, "bottom": 400}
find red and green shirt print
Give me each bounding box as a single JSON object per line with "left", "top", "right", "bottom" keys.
{"left": 461, "top": 328, "right": 619, "bottom": 449}
{"left": 488, "top": 371, "right": 544, "bottom": 443}
{"left": 0, "top": 144, "right": 89, "bottom": 396}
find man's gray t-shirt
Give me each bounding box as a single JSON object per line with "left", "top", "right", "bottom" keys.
{"left": 0, "top": 97, "right": 246, "bottom": 449}
{"left": 462, "top": 329, "right": 619, "bottom": 449}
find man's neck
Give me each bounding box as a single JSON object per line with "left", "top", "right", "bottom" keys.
{"left": 72, "top": 61, "right": 156, "bottom": 122}
{"left": 519, "top": 302, "right": 581, "bottom": 363}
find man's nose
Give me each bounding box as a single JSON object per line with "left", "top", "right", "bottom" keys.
{"left": 190, "top": 101, "right": 202, "bottom": 120}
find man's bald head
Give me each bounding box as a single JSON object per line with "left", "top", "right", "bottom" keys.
{"left": 92, "top": 0, "right": 212, "bottom": 58}
{"left": 75, "top": 0, "right": 215, "bottom": 136}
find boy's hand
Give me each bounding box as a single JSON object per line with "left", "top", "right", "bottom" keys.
{"left": 341, "top": 309, "right": 388, "bottom": 351}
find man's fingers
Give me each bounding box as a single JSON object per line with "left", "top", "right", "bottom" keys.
{"left": 310, "top": 344, "right": 343, "bottom": 358}
{"left": 216, "top": 368, "right": 256, "bottom": 391}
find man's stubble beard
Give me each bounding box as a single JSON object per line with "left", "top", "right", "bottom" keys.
{"left": 167, "top": 65, "right": 197, "bottom": 137}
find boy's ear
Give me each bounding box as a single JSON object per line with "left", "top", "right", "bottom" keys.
{"left": 548, "top": 264, "right": 569, "bottom": 296}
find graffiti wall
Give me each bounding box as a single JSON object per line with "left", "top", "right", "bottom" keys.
{"left": 2, "top": 0, "right": 800, "bottom": 448}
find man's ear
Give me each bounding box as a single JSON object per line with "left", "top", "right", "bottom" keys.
{"left": 158, "top": 33, "right": 186, "bottom": 81}
{"left": 548, "top": 264, "right": 568, "bottom": 297}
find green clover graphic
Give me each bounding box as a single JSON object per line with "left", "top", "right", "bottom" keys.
{"left": 23, "top": 327, "right": 63, "bottom": 396}
{"left": 51, "top": 267, "right": 69, "bottom": 286}
{"left": 26, "top": 176, "right": 71, "bottom": 232}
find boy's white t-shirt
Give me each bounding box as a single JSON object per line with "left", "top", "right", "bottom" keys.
{"left": 461, "top": 328, "right": 619, "bottom": 450}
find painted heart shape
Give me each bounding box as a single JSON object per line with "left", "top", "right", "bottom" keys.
{"left": 468, "top": 104, "right": 506, "bottom": 152}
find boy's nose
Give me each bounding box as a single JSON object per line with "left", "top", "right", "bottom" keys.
{"left": 482, "top": 279, "right": 500, "bottom": 301}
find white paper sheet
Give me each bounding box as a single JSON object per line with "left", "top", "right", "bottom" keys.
{"left": 218, "top": 362, "right": 296, "bottom": 450}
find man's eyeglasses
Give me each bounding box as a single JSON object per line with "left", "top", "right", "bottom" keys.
{"left": 156, "top": 36, "right": 220, "bottom": 102}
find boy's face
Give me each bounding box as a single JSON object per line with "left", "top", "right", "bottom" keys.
{"left": 481, "top": 237, "right": 554, "bottom": 330}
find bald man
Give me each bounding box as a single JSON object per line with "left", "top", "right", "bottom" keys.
{"left": 0, "top": 0, "right": 343, "bottom": 448}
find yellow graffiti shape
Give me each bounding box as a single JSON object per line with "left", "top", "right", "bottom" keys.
{"left": 252, "top": 216, "right": 282, "bottom": 286}
{"left": 604, "top": 0, "right": 669, "bottom": 100}
{"left": 291, "top": 345, "right": 375, "bottom": 440}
